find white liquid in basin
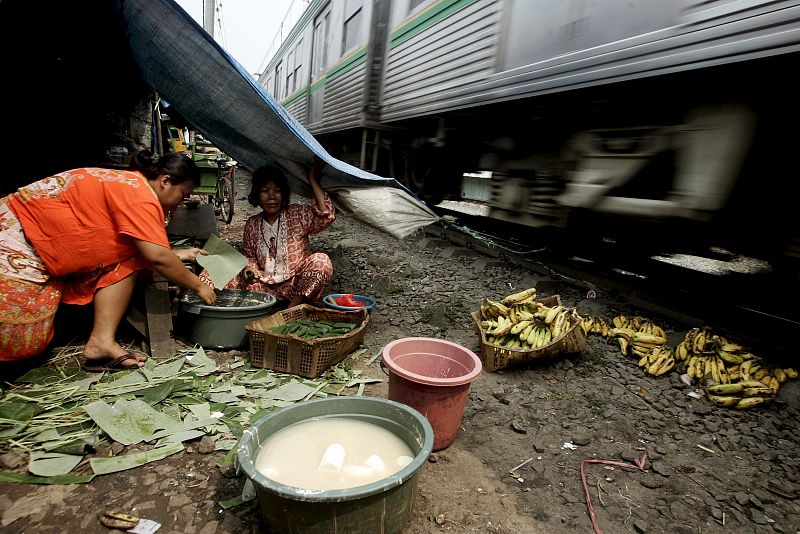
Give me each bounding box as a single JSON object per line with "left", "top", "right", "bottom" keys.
{"left": 254, "top": 418, "right": 414, "bottom": 490}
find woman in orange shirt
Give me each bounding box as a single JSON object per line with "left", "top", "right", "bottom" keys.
{"left": 0, "top": 150, "right": 216, "bottom": 370}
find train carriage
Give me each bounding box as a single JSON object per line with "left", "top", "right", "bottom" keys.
{"left": 258, "top": 0, "right": 800, "bottom": 271}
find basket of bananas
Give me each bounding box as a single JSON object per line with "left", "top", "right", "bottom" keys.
{"left": 472, "top": 288, "right": 586, "bottom": 372}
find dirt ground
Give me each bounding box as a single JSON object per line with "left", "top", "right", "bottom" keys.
{"left": 1, "top": 170, "right": 799, "bottom": 533}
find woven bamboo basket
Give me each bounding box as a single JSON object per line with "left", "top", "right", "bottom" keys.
{"left": 245, "top": 304, "right": 368, "bottom": 378}
{"left": 471, "top": 295, "right": 586, "bottom": 372}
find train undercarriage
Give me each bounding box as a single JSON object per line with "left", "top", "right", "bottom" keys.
{"left": 318, "top": 56, "right": 798, "bottom": 279}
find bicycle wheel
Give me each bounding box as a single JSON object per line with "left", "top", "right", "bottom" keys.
{"left": 216, "top": 176, "right": 235, "bottom": 224}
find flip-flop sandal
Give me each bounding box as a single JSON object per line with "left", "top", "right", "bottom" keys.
{"left": 83, "top": 353, "right": 143, "bottom": 373}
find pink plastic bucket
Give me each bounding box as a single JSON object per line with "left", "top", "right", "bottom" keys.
{"left": 382, "top": 338, "right": 482, "bottom": 450}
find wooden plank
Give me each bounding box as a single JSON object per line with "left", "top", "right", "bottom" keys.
{"left": 143, "top": 276, "right": 174, "bottom": 358}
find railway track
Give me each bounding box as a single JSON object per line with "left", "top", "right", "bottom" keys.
{"left": 425, "top": 207, "right": 800, "bottom": 361}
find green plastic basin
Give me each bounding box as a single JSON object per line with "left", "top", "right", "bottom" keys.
{"left": 181, "top": 289, "right": 276, "bottom": 349}
{"left": 237, "top": 396, "right": 434, "bottom": 533}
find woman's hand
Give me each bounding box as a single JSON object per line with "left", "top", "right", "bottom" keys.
{"left": 194, "top": 283, "right": 217, "bottom": 305}
{"left": 309, "top": 157, "right": 329, "bottom": 213}
{"left": 174, "top": 247, "right": 208, "bottom": 262}
{"left": 309, "top": 157, "right": 326, "bottom": 184}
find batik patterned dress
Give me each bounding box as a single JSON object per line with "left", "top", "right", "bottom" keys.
{"left": 204, "top": 195, "right": 335, "bottom": 302}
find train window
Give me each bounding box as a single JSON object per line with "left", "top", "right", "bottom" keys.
{"left": 311, "top": 6, "right": 331, "bottom": 82}
{"left": 286, "top": 50, "right": 294, "bottom": 97}
{"left": 408, "top": 0, "right": 430, "bottom": 14}
{"left": 293, "top": 40, "right": 303, "bottom": 91}
{"left": 343, "top": 0, "right": 362, "bottom": 54}
{"left": 274, "top": 61, "right": 283, "bottom": 100}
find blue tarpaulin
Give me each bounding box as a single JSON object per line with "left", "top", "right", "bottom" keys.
{"left": 113, "top": 0, "right": 439, "bottom": 238}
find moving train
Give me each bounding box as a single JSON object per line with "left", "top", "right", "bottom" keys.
{"left": 258, "top": 0, "right": 800, "bottom": 272}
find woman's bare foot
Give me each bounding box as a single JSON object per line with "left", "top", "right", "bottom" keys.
{"left": 83, "top": 337, "right": 145, "bottom": 368}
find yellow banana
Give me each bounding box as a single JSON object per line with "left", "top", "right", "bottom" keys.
{"left": 737, "top": 380, "right": 770, "bottom": 388}
{"left": 609, "top": 328, "right": 634, "bottom": 342}
{"left": 550, "top": 311, "right": 567, "bottom": 338}
{"left": 541, "top": 327, "right": 552, "bottom": 346}
{"left": 653, "top": 357, "right": 675, "bottom": 376}
{"left": 704, "top": 357, "right": 715, "bottom": 379}
{"left": 686, "top": 356, "right": 698, "bottom": 380}
{"left": 493, "top": 317, "right": 513, "bottom": 336}
{"left": 511, "top": 320, "right": 533, "bottom": 335}
{"left": 753, "top": 368, "right": 769, "bottom": 382}
{"left": 742, "top": 387, "right": 775, "bottom": 398}
{"left": 716, "top": 357, "right": 729, "bottom": 384}
{"left": 528, "top": 326, "right": 542, "bottom": 346}
{"left": 768, "top": 376, "right": 780, "bottom": 394}
{"left": 716, "top": 348, "right": 744, "bottom": 365}
{"left": 486, "top": 299, "right": 510, "bottom": 317}
{"left": 105, "top": 513, "right": 140, "bottom": 523}
{"left": 708, "top": 394, "right": 741, "bottom": 407}
{"left": 721, "top": 343, "right": 743, "bottom": 352}
{"left": 520, "top": 323, "right": 534, "bottom": 341}
{"left": 693, "top": 330, "right": 707, "bottom": 354}
{"left": 501, "top": 287, "right": 537, "bottom": 305}
{"left": 543, "top": 306, "right": 562, "bottom": 324}
{"left": 581, "top": 317, "right": 593, "bottom": 333}
{"left": 774, "top": 369, "right": 787, "bottom": 383}
{"left": 740, "top": 360, "right": 753, "bottom": 380}
{"left": 785, "top": 368, "right": 798, "bottom": 379}
{"left": 707, "top": 383, "right": 744, "bottom": 395}
{"left": 735, "top": 397, "right": 770, "bottom": 409}
{"left": 517, "top": 309, "right": 535, "bottom": 321}
{"left": 647, "top": 352, "right": 669, "bottom": 375}
{"left": 632, "top": 333, "right": 667, "bottom": 345}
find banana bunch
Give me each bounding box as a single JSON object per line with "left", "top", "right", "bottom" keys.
{"left": 609, "top": 317, "right": 668, "bottom": 359}
{"left": 612, "top": 315, "right": 667, "bottom": 338}
{"left": 607, "top": 315, "right": 673, "bottom": 376}
{"left": 581, "top": 316, "right": 610, "bottom": 337}
{"left": 637, "top": 346, "right": 675, "bottom": 376}
{"left": 706, "top": 381, "right": 778, "bottom": 409}
{"left": 677, "top": 328, "right": 736, "bottom": 384}
{"left": 675, "top": 327, "right": 799, "bottom": 409}
{"left": 480, "top": 299, "right": 511, "bottom": 321}
{"left": 500, "top": 287, "right": 537, "bottom": 306}
{"left": 479, "top": 289, "right": 577, "bottom": 351}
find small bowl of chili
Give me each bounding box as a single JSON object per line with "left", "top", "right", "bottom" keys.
{"left": 323, "top": 293, "right": 376, "bottom": 312}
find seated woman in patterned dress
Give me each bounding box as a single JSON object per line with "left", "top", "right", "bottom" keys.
{"left": 202, "top": 160, "right": 335, "bottom": 307}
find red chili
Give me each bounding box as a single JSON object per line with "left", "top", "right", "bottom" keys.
{"left": 334, "top": 294, "right": 364, "bottom": 307}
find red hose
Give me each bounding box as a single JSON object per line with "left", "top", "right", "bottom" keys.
{"left": 580, "top": 452, "right": 649, "bottom": 534}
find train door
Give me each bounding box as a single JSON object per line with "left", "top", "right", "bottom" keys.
{"left": 309, "top": 3, "right": 331, "bottom": 125}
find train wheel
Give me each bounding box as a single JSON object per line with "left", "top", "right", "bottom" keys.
{"left": 405, "top": 147, "right": 460, "bottom": 206}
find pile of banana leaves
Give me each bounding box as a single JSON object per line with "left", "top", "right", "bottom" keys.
{"left": 0, "top": 345, "right": 376, "bottom": 486}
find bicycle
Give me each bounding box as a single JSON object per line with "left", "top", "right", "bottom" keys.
{"left": 191, "top": 154, "right": 236, "bottom": 224}
{"left": 212, "top": 157, "right": 236, "bottom": 224}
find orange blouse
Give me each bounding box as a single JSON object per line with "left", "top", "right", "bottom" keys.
{"left": 6, "top": 168, "right": 169, "bottom": 304}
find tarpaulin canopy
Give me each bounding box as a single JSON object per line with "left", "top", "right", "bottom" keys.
{"left": 112, "top": 0, "right": 439, "bottom": 238}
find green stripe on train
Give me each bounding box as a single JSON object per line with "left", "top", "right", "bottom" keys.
{"left": 390, "top": 0, "right": 479, "bottom": 47}
{"left": 295, "top": 0, "right": 476, "bottom": 100}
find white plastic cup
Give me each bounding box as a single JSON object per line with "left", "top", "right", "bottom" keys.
{"left": 318, "top": 443, "right": 346, "bottom": 472}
